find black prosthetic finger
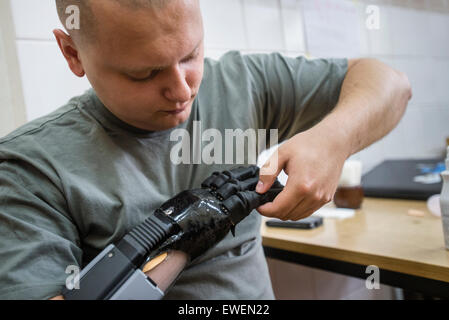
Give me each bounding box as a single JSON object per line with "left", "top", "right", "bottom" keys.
{"left": 259, "top": 187, "right": 284, "bottom": 204}
{"left": 215, "top": 179, "right": 239, "bottom": 201}
{"left": 243, "top": 178, "right": 283, "bottom": 209}
{"left": 215, "top": 176, "right": 260, "bottom": 200}
{"left": 271, "top": 180, "right": 284, "bottom": 190}
{"left": 221, "top": 193, "right": 247, "bottom": 226}
{"left": 226, "top": 165, "right": 259, "bottom": 181}
{"left": 222, "top": 181, "right": 284, "bottom": 226}
{"left": 201, "top": 172, "right": 219, "bottom": 188}
{"left": 201, "top": 172, "right": 230, "bottom": 190}
{"left": 238, "top": 176, "right": 260, "bottom": 191}
{"left": 201, "top": 166, "right": 259, "bottom": 190}
{"left": 222, "top": 190, "right": 266, "bottom": 226}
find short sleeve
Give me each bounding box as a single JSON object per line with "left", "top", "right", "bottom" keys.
{"left": 0, "top": 159, "right": 82, "bottom": 300}
{"left": 243, "top": 53, "right": 348, "bottom": 142}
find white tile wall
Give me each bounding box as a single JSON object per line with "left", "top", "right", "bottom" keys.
{"left": 389, "top": 6, "right": 431, "bottom": 57}
{"left": 365, "top": 4, "right": 394, "bottom": 56}
{"left": 400, "top": 106, "right": 427, "bottom": 159}
{"left": 385, "top": 57, "right": 443, "bottom": 107}
{"left": 200, "top": 0, "right": 248, "bottom": 51}
{"left": 16, "top": 40, "right": 90, "bottom": 121}
{"left": 280, "top": 0, "right": 306, "bottom": 53}
{"left": 11, "top": 0, "right": 89, "bottom": 122}
{"left": 242, "top": 0, "right": 285, "bottom": 51}
{"left": 300, "top": 0, "right": 364, "bottom": 58}
{"left": 356, "top": 1, "right": 371, "bottom": 56}
{"left": 10, "top": 0, "right": 62, "bottom": 40}
{"left": 8, "top": 0, "right": 449, "bottom": 299}
{"left": 356, "top": 3, "right": 449, "bottom": 169}
{"left": 418, "top": 106, "right": 449, "bottom": 156}
{"left": 428, "top": 12, "right": 449, "bottom": 55}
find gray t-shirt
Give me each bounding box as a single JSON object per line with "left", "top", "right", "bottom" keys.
{"left": 0, "top": 52, "right": 347, "bottom": 299}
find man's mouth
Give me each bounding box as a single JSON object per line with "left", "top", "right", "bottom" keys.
{"left": 164, "top": 106, "right": 187, "bottom": 115}
{"left": 163, "top": 100, "right": 192, "bottom": 115}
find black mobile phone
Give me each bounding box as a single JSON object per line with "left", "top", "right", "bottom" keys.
{"left": 265, "top": 216, "right": 323, "bottom": 229}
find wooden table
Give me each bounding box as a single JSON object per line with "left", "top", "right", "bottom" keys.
{"left": 261, "top": 198, "right": 449, "bottom": 298}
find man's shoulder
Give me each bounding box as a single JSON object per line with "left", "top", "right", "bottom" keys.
{"left": 201, "top": 51, "right": 261, "bottom": 91}
{"left": 0, "top": 90, "right": 93, "bottom": 150}
{"left": 204, "top": 50, "right": 286, "bottom": 66}
{"left": 202, "top": 50, "right": 296, "bottom": 87}
{"left": 0, "top": 105, "right": 76, "bottom": 146}
{"left": 204, "top": 50, "right": 259, "bottom": 72}
{"left": 204, "top": 50, "right": 269, "bottom": 74}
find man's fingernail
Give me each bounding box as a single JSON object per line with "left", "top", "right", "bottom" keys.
{"left": 256, "top": 181, "right": 264, "bottom": 192}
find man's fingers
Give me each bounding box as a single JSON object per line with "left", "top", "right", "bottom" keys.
{"left": 257, "top": 183, "right": 303, "bottom": 218}
{"left": 287, "top": 198, "right": 324, "bottom": 221}
{"left": 257, "top": 151, "right": 284, "bottom": 194}
{"left": 257, "top": 178, "right": 331, "bottom": 219}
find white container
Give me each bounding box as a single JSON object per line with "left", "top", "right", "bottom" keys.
{"left": 338, "top": 160, "right": 363, "bottom": 187}
{"left": 440, "top": 147, "right": 449, "bottom": 249}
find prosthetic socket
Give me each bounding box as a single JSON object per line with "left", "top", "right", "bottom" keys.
{"left": 63, "top": 165, "right": 284, "bottom": 300}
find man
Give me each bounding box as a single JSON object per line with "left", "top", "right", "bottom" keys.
{"left": 0, "top": 0, "right": 411, "bottom": 300}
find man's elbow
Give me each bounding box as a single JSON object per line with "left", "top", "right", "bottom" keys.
{"left": 348, "top": 58, "right": 412, "bottom": 99}
{"left": 371, "top": 58, "right": 413, "bottom": 103}
{"left": 365, "top": 58, "right": 413, "bottom": 115}
{"left": 395, "top": 69, "right": 413, "bottom": 102}
{"left": 375, "top": 59, "right": 413, "bottom": 102}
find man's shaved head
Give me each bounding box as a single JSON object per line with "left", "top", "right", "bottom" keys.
{"left": 55, "top": 0, "right": 170, "bottom": 43}
{"left": 53, "top": 0, "right": 204, "bottom": 131}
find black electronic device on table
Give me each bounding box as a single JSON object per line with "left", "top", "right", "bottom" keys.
{"left": 266, "top": 216, "right": 323, "bottom": 229}
{"left": 362, "top": 159, "right": 445, "bottom": 200}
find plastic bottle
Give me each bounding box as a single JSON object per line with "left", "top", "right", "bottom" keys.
{"left": 440, "top": 147, "right": 449, "bottom": 249}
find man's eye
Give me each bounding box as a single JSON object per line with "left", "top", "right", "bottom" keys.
{"left": 129, "top": 70, "right": 161, "bottom": 82}
{"left": 182, "top": 50, "right": 200, "bottom": 63}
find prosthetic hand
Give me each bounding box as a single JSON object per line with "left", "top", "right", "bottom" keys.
{"left": 63, "top": 166, "right": 283, "bottom": 300}
{"left": 148, "top": 165, "right": 284, "bottom": 262}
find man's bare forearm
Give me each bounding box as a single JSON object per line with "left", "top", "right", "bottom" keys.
{"left": 49, "top": 251, "right": 188, "bottom": 300}
{"left": 314, "top": 58, "right": 412, "bottom": 158}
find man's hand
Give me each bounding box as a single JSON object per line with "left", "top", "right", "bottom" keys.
{"left": 255, "top": 58, "right": 412, "bottom": 221}
{"left": 256, "top": 125, "right": 348, "bottom": 221}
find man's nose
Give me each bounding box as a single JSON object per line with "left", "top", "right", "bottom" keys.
{"left": 163, "top": 65, "right": 192, "bottom": 103}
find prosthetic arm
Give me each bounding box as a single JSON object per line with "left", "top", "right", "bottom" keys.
{"left": 62, "top": 166, "right": 283, "bottom": 300}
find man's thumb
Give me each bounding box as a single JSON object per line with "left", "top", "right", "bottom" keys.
{"left": 256, "top": 151, "right": 284, "bottom": 194}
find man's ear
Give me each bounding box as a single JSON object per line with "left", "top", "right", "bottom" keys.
{"left": 53, "top": 29, "right": 85, "bottom": 77}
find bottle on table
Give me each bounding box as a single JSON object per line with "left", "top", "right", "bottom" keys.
{"left": 440, "top": 147, "right": 449, "bottom": 250}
